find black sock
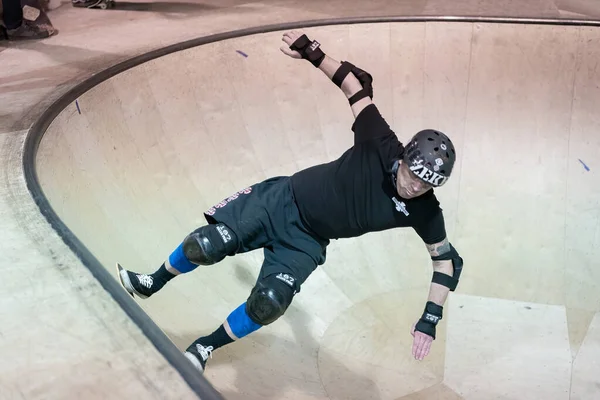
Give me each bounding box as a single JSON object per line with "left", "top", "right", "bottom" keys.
{"left": 191, "top": 325, "right": 234, "bottom": 351}
{"left": 149, "top": 263, "right": 176, "bottom": 291}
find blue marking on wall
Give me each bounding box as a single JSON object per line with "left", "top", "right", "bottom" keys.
{"left": 578, "top": 159, "right": 590, "bottom": 171}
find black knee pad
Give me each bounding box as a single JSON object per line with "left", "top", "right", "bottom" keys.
{"left": 246, "top": 273, "right": 296, "bottom": 325}
{"left": 183, "top": 223, "right": 238, "bottom": 266}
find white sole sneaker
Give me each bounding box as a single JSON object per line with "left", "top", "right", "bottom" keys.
{"left": 184, "top": 351, "right": 205, "bottom": 373}
{"left": 116, "top": 263, "right": 149, "bottom": 299}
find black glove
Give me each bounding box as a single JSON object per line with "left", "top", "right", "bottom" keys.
{"left": 414, "top": 301, "right": 443, "bottom": 340}
{"left": 289, "top": 34, "right": 326, "bottom": 68}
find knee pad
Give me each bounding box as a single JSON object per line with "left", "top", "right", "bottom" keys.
{"left": 245, "top": 273, "right": 296, "bottom": 325}
{"left": 183, "top": 223, "right": 238, "bottom": 266}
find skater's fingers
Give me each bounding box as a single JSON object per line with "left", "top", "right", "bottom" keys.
{"left": 412, "top": 331, "right": 432, "bottom": 361}
{"left": 411, "top": 334, "right": 420, "bottom": 358}
{"left": 282, "top": 30, "right": 303, "bottom": 43}
{"left": 414, "top": 332, "right": 433, "bottom": 360}
{"left": 416, "top": 336, "right": 426, "bottom": 360}
{"left": 287, "top": 29, "right": 303, "bottom": 38}
{"left": 422, "top": 339, "right": 433, "bottom": 359}
{"left": 281, "top": 34, "right": 293, "bottom": 46}
{"left": 280, "top": 30, "right": 308, "bottom": 58}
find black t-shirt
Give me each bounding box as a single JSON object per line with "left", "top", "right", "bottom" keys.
{"left": 290, "top": 104, "right": 446, "bottom": 245}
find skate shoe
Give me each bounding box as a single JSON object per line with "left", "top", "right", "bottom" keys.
{"left": 184, "top": 343, "right": 214, "bottom": 373}
{"left": 116, "top": 263, "right": 155, "bottom": 299}
{"left": 4, "top": 20, "right": 55, "bottom": 40}
{"left": 72, "top": 0, "right": 115, "bottom": 9}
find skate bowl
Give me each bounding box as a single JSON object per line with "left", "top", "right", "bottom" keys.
{"left": 27, "top": 17, "right": 600, "bottom": 399}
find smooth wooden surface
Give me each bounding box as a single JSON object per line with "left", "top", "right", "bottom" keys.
{"left": 3, "top": 1, "right": 600, "bottom": 399}
{"left": 35, "top": 22, "right": 600, "bottom": 399}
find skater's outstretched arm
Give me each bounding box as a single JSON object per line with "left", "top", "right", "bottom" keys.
{"left": 410, "top": 236, "right": 464, "bottom": 361}
{"left": 280, "top": 30, "right": 373, "bottom": 118}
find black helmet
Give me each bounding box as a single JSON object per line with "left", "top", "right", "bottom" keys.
{"left": 403, "top": 129, "right": 456, "bottom": 187}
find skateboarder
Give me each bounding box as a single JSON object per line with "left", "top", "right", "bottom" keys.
{"left": 118, "top": 30, "right": 464, "bottom": 372}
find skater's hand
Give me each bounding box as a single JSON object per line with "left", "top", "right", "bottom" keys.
{"left": 280, "top": 30, "right": 305, "bottom": 59}
{"left": 410, "top": 320, "right": 433, "bottom": 361}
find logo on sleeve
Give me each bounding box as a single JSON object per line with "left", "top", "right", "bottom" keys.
{"left": 392, "top": 197, "right": 409, "bottom": 216}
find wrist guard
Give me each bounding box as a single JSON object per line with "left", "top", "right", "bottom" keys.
{"left": 289, "top": 34, "right": 326, "bottom": 68}
{"left": 414, "top": 301, "right": 443, "bottom": 340}
{"left": 331, "top": 61, "right": 374, "bottom": 105}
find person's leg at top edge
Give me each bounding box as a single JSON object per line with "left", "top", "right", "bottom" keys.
{"left": 1, "top": 0, "right": 56, "bottom": 40}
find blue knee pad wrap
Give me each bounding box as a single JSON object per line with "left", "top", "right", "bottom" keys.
{"left": 226, "top": 303, "right": 262, "bottom": 339}
{"left": 168, "top": 242, "right": 197, "bottom": 273}
{"left": 225, "top": 273, "right": 297, "bottom": 339}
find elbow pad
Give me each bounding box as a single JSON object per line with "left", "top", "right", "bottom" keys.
{"left": 331, "top": 61, "right": 374, "bottom": 105}
{"left": 431, "top": 243, "right": 464, "bottom": 291}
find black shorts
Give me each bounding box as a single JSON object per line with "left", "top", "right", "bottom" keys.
{"left": 204, "top": 176, "right": 329, "bottom": 292}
